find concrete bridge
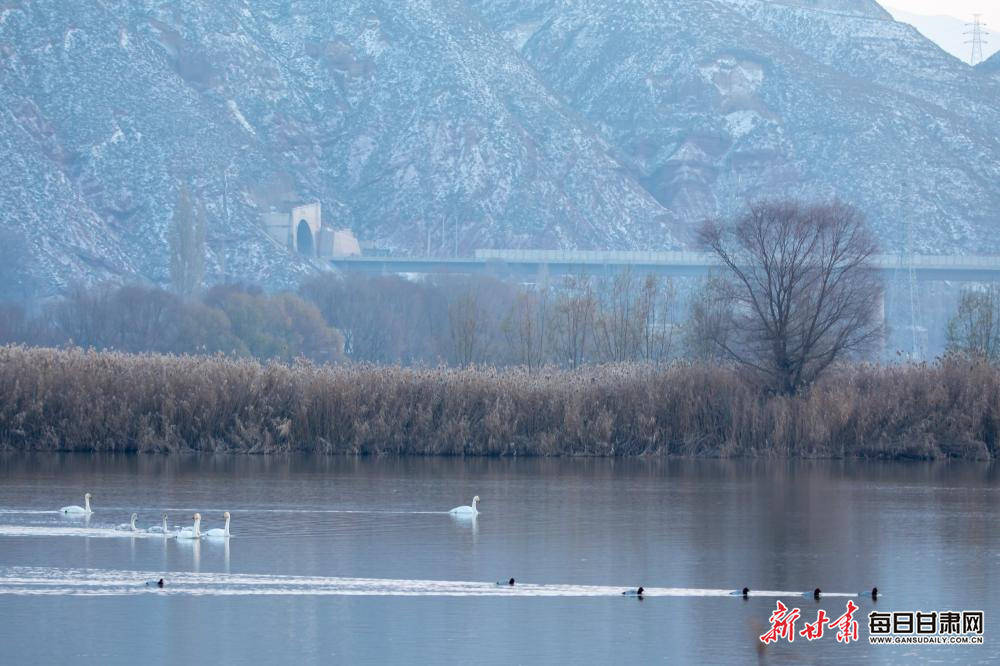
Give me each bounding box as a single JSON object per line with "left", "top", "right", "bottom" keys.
{"left": 331, "top": 249, "right": 1000, "bottom": 283}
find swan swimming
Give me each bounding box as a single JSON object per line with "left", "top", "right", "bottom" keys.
{"left": 115, "top": 513, "right": 138, "bottom": 532}
{"left": 203, "top": 511, "right": 231, "bottom": 538}
{"left": 147, "top": 514, "right": 170, "bottom": 535}
{"left": 176, "top": 513, "right": 202, "bottom": 540}
{"left": 449, "top": 496, "right": 480, "bottom": 516}
{"left": 60, "top": 493, "right": 93, "bottom": 514}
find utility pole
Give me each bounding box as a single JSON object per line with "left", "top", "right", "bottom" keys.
{"left": 966, "top": 14, "right": 989, "bottom": 66}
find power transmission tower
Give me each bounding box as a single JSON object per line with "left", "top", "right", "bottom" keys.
{"left": 966, "top": 14, "right": 989, "bottom": 66}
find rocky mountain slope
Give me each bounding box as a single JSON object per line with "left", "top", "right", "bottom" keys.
{"left": 1, "top": 0, "right": 998, "bottom": 296}
{"left": 981, "top": 51, "right": 1000, "bottom": 76}
{"left": 466, "top": 0, "right": 1000, "bottom": 251}
{"left": 0, "top": 0, "right": 676, "bottom": 296}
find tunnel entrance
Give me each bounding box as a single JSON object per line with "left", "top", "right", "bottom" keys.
{"left": 296, "top": 219, "right": 314, "bottom": 257}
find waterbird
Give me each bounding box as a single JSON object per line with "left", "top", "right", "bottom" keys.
{"left": 147, "top": 514, "right": 170, "bottom": 535}
{"left": 115, "top": 513, "right": 138, "bottom": 532}
{"left": 871, "top": 587, "right": 878, "bottom": 601}
{"left": 496, "top": 578, "right": 515, "bottom": 586}
{"left": 813, "top": 588, "right": 821, "bottom": 600}
{"left": 622, "top": 587, "right": 644, "bottom": 597}
{"left": 176, "top": 513, "right": 202, "bottom": 539}
{"left": 145, "top": 578, "right": 164, "bottom": 588}
{"left": 449, "top": 496, "right": 480, "bottom": 516}
{"left": 203, "top": 511, "right": 231, "bottom": 538}
{"left": 60, "top": 493, "right": 93, "bottom": 515}
{"left": 741, "top": 587, "right": 749, "bottom": 599}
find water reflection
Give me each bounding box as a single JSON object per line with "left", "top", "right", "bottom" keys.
{"left": 176, "top": 536, "right": 200, "bottom": 571}
{"left": 0, "top": 454, "right": 995, "bottom": 665}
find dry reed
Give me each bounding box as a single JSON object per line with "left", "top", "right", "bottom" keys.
{"left": 0, "top": 346, "right": 995, "bottom": 459}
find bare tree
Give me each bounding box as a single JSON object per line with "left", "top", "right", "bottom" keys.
{"left": 169, "top": 184, "right": 206, "bottom": 297}
{"left": 699, "top": 201, "right": 883, "bottom": 394}
{"left": 551, "top": 274, "right": 596, "bottom": 369}
{"left": 636, "top": 274, "right": 675, "bottom": 364}
{"left": 593, "top": 270, "right": 640, "bottom": 363}
{"left": 946, "top": 286, "right": 1000, "bottom": 361}
{"left": 683, "top": 277, "right": 732, "bottom": 363}
{"left": 0, "top": 228, "right": 32, "bottom": 304}
{"left": 448, "top": 285, "right": 490, "bottom": 366}
{"left": 502, "top": 286, "right": 550, "bottom": 370}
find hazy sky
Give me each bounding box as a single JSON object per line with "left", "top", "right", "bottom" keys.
{"left": 884, "top": 1, "right": 999, "bottom": 27}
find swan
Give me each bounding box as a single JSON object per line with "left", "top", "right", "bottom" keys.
{"left": 176, "top": 513, "right": 202, "bottom": 540}
{"left": 115, "top": 513, "right": 138, "bottom": 532}
{"left": 60, "top": 493, "right": 93, "bottom": 514}
{"left": 147, "top": 514, "right": 170, "bottom": 535}
{"left": 449, "top": 496, "right": 480, "bottom": 516}
{"left": 622, "top": 586, "right": 644, "bottom": 597}
{"left": 203, "top": 511, "right": 231, "bottom": 538}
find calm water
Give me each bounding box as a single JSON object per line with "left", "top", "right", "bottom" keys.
{"left": 0, "top": 454, "right": 996, "bottom": 664}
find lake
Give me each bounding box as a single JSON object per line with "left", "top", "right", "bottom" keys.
{"left": 0, "top": 454, "right": 996, "bottom": 664}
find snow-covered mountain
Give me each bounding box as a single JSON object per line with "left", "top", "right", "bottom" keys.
{"left": 1, "top": 0, "right": 999, "bottom": 295}
{"left": 467, "top": 0, "right": 1000, "bottom": 251}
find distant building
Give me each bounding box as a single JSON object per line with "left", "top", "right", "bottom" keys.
{"left": 263, "top": 202, "right": 361, "bottom": 259}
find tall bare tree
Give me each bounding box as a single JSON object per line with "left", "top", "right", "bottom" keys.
{"left": 699, "top": 201, "right": 883, "bottom": 394}
{"left": 636, "top": 274, "right": 675, "bottom": 364}
{"left": 0, "top": 228, "right": 32, "bottom": 304}
{"left": 551, "top": 274, "right": 596, "bottom": 369}
{"left": 502, "top": 286, "right": 550, "bottom": 370}
{"left": 946, "top": 286, "right": 1000, "bottom": 361}
{"left": 169, "top": 184, "right": 206, "bottom": 297}
{"left": 683, "top": 277, "right": 732, "bottom": 363}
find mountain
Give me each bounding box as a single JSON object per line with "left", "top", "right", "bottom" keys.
{"left": 981, "top": 51, "right": 1000, "bottom": 76}
{"left": 465, "top": 0, "right": 1000, "bottom": 252}
{"left": 2, "top": 0, "right": 1000, "bottom": 296}
{"left": 0, "top": 0, "right": 677, "bottom": 296}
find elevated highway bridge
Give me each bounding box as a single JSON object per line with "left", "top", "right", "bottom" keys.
{"left": 331, "top": 250, "right": 1000, "bottom": 283}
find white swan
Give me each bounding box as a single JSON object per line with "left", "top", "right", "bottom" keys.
{"left": 115, "top": 513, "right": 138, "bottom": 532}
{"left": 60, "top": 493, "right": 93, "bottom": 514}
{"left": 147, "top": 514, "right": 170, "bottom": 535}
{"left": 203, "top": 511, "right": 231, "bottom": 538}
{"left": 449, "top": 496, "right": 480, "bottom": 516}
{"left": 176, "top": 513, "right": 202, "bottom": 539}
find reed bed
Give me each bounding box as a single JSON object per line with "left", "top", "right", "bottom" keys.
{"left": 0, "top": 346, "right": 996, "bottom": 459}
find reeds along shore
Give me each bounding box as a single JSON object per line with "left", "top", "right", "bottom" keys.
{"left": 0, "top": 345, "right": 997, "bottom": 460}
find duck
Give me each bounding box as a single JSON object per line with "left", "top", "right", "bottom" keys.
{"left": 115, "top": 513, "right": 138, "bottom": 532}
{"left": 203, "top": 511, "right": 231, "bottom": 538}
{"left": 622, "top": 586, "right": 644, "bottom": 597}
{"left": 60, "top": 493, "right": 93, "bottom": 514}
{"left": 449, "top": 496, "right": 480, "bottom": 516}
{"left": 147, "top": 514, "right": 170, "bottom": 535}
{"left": 741, "top": 587, "right": 750, "bottom": 599}
{"left": 175, "top": 513, "right": 202, "bottom": 539}
{"left": 870, "top": 587, "right": 878, "bottom": 601}
{"left": 145, "top": 578, "right": 165, "bottom": 588}
{"left": 813, "top": 588, "right": 822, "bottom": 600}
{"left": 496, "top": 578, "right": 515, "bottom": 586}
